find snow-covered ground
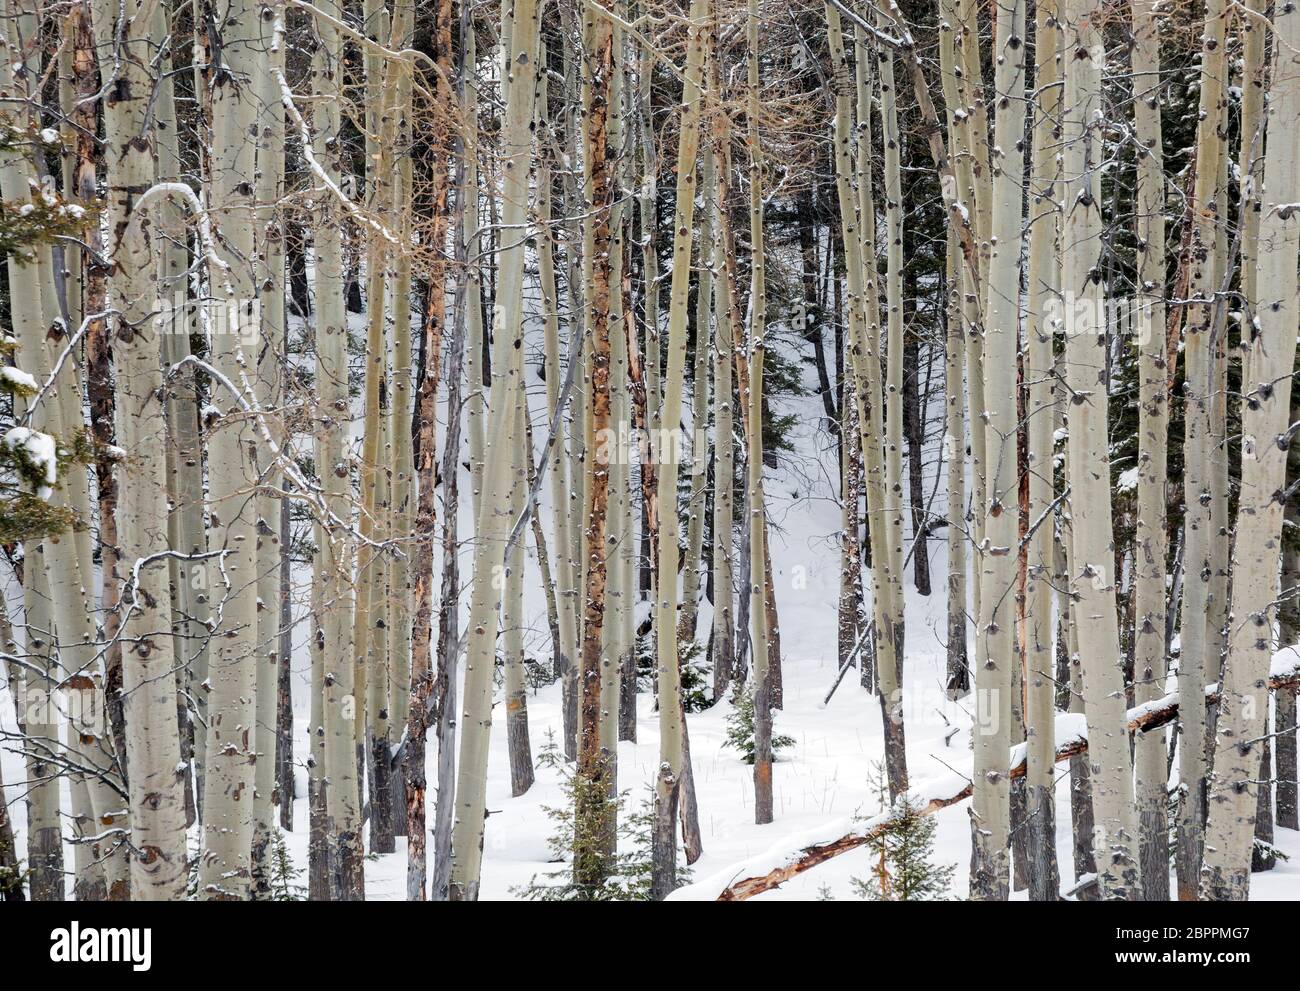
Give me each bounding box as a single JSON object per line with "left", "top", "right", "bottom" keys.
{"left": 3, "top": 308, "right": 1298, "bottom": 901}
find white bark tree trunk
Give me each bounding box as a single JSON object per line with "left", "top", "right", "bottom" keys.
{"left": 650, "top": 0, "right": 710, "bottom": 899}
{"left": 970, "top": 0, "right": 1025, "bottom": 901}
{"left": 1129, "top": 0, "right": 1170, "bottom": 902}
{"left": 448, "top": 0, "right": 541, "bottom": 901}
{"left": 1174, "top": 0, "right": 1228, "bottom": 900}
{"left": 1060, "top": 0, "right": 1141, "bottom": 900}
{"left": 1201, "top": 0, "right": 1300, "bottom": 900}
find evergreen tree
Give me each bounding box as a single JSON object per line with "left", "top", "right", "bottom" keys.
{"left": 851, "top": 796, "right": 955, "bottom": 901}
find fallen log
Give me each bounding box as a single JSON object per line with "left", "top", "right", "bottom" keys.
{"left": 670, "top": 661, "right": 1300, "bottom": 901}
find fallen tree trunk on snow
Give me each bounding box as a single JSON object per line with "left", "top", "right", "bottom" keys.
{"left": 670, "top": 659, "right": 1300, "bottom": 901}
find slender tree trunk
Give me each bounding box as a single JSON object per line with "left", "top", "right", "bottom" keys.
{"left": 537, "top": 42, "right": 581, "bottom": 747}
{"left": 1202, "top": 0, "right": 1300, "bottom": 900}
{"left": 855, "top": 26, "right": 907, "bottom": 798}
{"left": 678, "top": 147, "right": 713, "bottom": 648}
{"left": 743, "top": 0, "right": 772, "bottom": 827}
{"left": 448, "top": 0, "right": 541, "bottom": 901}
{"left": 936, "top": 0, "right": 969, "bottom": 701}
{"left": 574, "top": 5, "right": 616, "bottom": 888}
{"left": 878, "top": 32, "right": 907, "bottom": 670}
{"left": 1175, "top": 0, "right": 1228, "bottom": 900}
{"left": 403, "top": 0, "right": 455, "bottom": 898}
{"left": 1023, "top": 0, "right": 1061, "bottom": 902}
{"left": 605, "top": 26, "right": 636, "bottom": 748}
{"left": 1060, "top": 0, "right": 1141, "bottom": 900}
{"left": 251, "top": 0, "right": 288, "bottom": 894}
{"left": 969, "top": 0, "right": 1025, "bottom": 902}
{"left": 306, "top": 0, "right": 363, "bottom": 901}
{"left": 709, "top": 64, "right": 741, "bottom": 698}
{"left": 650, "top": 0, "right": 709, "bottom": 900}
{"left": 955, "top": 0, "right": 990, "bottom": 635}
{"left": 1129, "top": 0, "right": 1170, "bottom": 902}
{"left": 386, "top": 10, "right": 416, "bottom": 839}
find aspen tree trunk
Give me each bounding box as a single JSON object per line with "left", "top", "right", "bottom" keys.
{"left": 712, "top": 161, "right": 743, "bottom": 697}
{"left": 15, "top": 568, "right": 63, "bottom": 900}
{"left": 83, "top": 0, "right": 188, "bottom": 900}
{"left": 573, "top": 5, "right": 595, "bottom": 736}
{"left": 954, "top": 0, "right": 990, "bottom": 632}
{"left": 969, "top": 0, "right": 1025, "bottom": 902}
{"left": 251, "top": 0, "right": 287, "bottom": 893}
{"left": 743, "top": 0, "right": 772, "bottom": 827}
{"left": 1129, "top": 0, "right": 1170, "bottom": 902}
{"left": 1060, "top": 0, "right": 1141, "bottom": 900}
{"left": 936, "top": 0, "right": 969, "bottom": 701}
{"left": 464, "top": 27, "right": 487, "bottom": 526}
{"left": 364, "top": 10, "right": 410, "bottom": 860}
{"left": 562, "top": 17, "right": 587, "bottom": 762}
{"left": 650, "top": 0, "right": 710, "bottom": 900}
{"left": 1, "top": 0, "right": 63, "bottom": 902}
{"left": 429, "top": 21, "right": 474, "bottom": 884}
{"left": 429, "top": 287, "right": 468, "bottom": 899}
{"left": 6, "top": 10, "right": 95, "bottom": 906}
{"left": 306, "top": 0, "right": 362, "bottom": 901}
{"left": 1053, "top": 124, "right": 1085, "bottom": 902}
{"left": 854, "top": 24, "right": 906, "bottom": 798}
{"left": 422, "top": 3, "right": 472, "bottom": 899}
{"left": 709, "top": 140, "right": 736, "bottom": 704}
{"left": 1238, "top": 0, "right": 1269, "bottom": 872}
{"left": 73, "top": 7, "right": 132, "bottom": 825}
{"left": 602, "top": 15, "right": 630, "bottom": 762}
{"left": 1056, "top": 453, "right": 1097, "bottom": 888}
{"left": 406, "top": 0, "right": 454, "bottom": 901}
{"left": 1238, "top": 0, "right": 1266, "bottom": 344}
{"left": 601, "top": 18, "right": 636, "bottom": 746}
{"left": 1201, "top": 0, "right": 1300, "bottom": 900}
{"left": 387, "top": 8, "right": 415, "bottom": 836}
{"left": 824, "top": 5, "right": 879, "bottom": 714}
{"left": 39, "top": 15, "right": 114, "bottom": 902}
{"left": 1176, "top": 0, "right": 1228, "bottom": 899}
{"left": 678, "top": 146, "right": 713, "bottom": 648}
{"left": 1024, "top": 0, "right": 1060, "bottom": 902}
{"left": 574, "top": 4, "right": 616, "bottom": 887}
{"left": 852, "top": 34, "right": 875, "bottom": 698}
{"left": 354, "top": 4, "right": 401, "bottom": 859}
{"left": 878, "top": 27, "right": 907, "bottom": 737}
{"left": 1205, "top": 102, "right": 1230, "bottom": 690}
{"left": 43, "top": 317, "right": 107, "bottom": 901}
{"left": 197, "top": 0, "right": 269, "bottom": 900}
{"left": 537, "top": 42, "right": 580, "bottom": 735}
{"left": 61, "top": 33, "right": 106, "bottom": 873}
{"left": 637, "top": 20, "right": 661, "bottom": 449}
{"left": 519, "top": 72, "right": 563, "bottom": 696}
{"left": 150, "top": 0, "right": 207, "bottom": 832}
{"left": 448, "top": 0, "right": 541, "bottom": 901}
